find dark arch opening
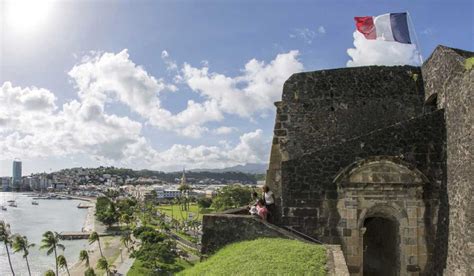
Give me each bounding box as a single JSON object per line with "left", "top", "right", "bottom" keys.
{"left": 363, "top": 217, "right": 400, "bottom": 276}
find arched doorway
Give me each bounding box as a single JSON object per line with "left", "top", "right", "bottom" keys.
{"left": 363, "top": 216, "right": 400, "bottom": 275}
{"left": 334, "top": 156, "right": 429, "bottom": 275}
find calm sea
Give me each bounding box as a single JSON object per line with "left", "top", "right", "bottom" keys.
{"left": 0, "top": 192, "right": 88, "bottom": 276}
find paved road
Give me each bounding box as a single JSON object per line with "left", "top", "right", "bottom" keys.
{"left": 115, "top": 256, "right": 135, "bottom": 276}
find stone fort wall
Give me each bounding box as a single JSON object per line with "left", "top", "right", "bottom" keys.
{"left": 422, "top": 46, "right": 474, "bottom": 275}
{"left": 264, "top": 45, "right": 473, "bottom": 275}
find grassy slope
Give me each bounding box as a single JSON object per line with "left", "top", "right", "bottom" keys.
{"left": 179, "top": 238, "right": 326, "bottom": 276}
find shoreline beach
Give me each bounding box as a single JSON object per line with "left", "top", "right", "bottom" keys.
{"left": 68, "top": 200, "right": 127, "bottom": 276}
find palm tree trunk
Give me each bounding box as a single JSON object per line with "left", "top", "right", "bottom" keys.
{"left": 54, "top": 247, "right": 58, "bottom": 276}
{"left": 66, "top": 265, "right": 71, "bottom": 276}
{"left": 97, "top": 240, "right": 104, "bottom": 258}
{"left": 5, "top": 243, "right": 15, "bottom": 276}
{"left": 25, "top": 255, "right": 32, "bottom": 276}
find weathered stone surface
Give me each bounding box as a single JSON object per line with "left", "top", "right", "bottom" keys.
{"left": 201, "top": 213, "right": 305, "bottom": 255}
{"left": 423, "top": 45, "right": 474, "bottom": 276}
{"left": 263, "top": 45, "right": 473, "bottom": 276}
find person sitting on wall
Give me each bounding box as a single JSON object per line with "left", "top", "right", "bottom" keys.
{"left": 248, "top": 191, "right": 260, "bottom": 215}
{"left": 262, "top": 185, "right": 275, "bottom": 222}
{"left": 256, "top": 199, "right": 268, "bottom": 220}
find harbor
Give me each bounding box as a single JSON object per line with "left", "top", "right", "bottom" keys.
{"left": 0, "top": 192, "right": 90, "bottom": 275}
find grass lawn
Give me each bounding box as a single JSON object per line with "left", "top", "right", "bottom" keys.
{"left": 157, "top": 204, "right": 204, "bottom": 221}
{"left": 178, "top": 238, "right": 327, "bottom": 276}
{"left": 127, "top": 259, "right": 153, "bottom": 276}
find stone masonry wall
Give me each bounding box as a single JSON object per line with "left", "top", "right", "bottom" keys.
{"left": 267, "top": 65, "right": 426, "bottom": 226}
{"left": 200, "top": 213, "right": 306, "bottom": 255}
{"left": 280, "top": 110, "right": 447, "bottom": 274}
{"left": 276, "top": 66, "right": 424, "bottom": 160}
{"left": 422, "top": 46, "right": 474, "bottom": 275}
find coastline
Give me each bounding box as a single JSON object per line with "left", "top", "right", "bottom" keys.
{"left": 81, "top": 201, "right": 96, "bottom": 232}
{"left": 68, "top": 199, "right": 128, "bottom": 276}
{"left": 67, "top": 200, "right": 97, "bottom": 276}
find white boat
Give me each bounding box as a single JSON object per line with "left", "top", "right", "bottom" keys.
{"left": 32, "top": 200, "right": 39, "bottom": 205}
{"left": 1, "top": 205, "right": 7, "bottom": 211}
{"left": 9, "top": 202, "right": 17, "bottom": 207}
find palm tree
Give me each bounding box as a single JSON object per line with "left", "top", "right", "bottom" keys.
{"left": 40, "top": 231, "right": 65, "bottom": 276}
{"left": 120, "top": 213, "right": 132, "bottom": 230}
{"left": 84, "top": 267, "right": 96, "bottom": 276}
{"left": 44, "top": 270, "right": 55, "bottom": 276}
{"left": 88, "top": 232, "right": 104, "bottom": 258}
{"left": 120, "top": 231, "right": 132, "bottom": 251}
{"left": 79, "top": 249, "right": 90, "bottom": 267}
{"left": 96, "top": 257, "right": 114, "bottom": 276}
{"left": 0, "top": 220, "right": 15, "bottom": 276}
{"left": 57, "top": 255, "right": 70, "bottom": 276}
{"left": 12, "top": 235, "right": 35, "bottom": 276}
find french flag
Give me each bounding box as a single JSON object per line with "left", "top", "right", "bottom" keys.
{"left": 354, "top": 13, "right": 412, "bottom": 44}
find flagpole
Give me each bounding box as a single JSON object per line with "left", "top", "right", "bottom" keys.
{"left": 406, "top": 11, "right": 424, "bottom": 65}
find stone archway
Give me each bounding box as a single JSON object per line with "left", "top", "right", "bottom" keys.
{"left": 335, "top": 156, "right": 428, "bottom": 275}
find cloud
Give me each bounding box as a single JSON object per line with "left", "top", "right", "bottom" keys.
{"left": 317, "top": 26, "right": 326, "bottom": 34}
{"left": 0, "top": 81, "right": 271, "bottom": 170}
{"left": 290, "top": 26, "right": 326, "bottom": 44}
{"left": 158, "top": 129, "right": 270, "bottom": 170}
{"left": 347, "top": 31, "right": 420, "bottom": 67}
{"left": 67, "top": 49, "right": 302, "bottom": 138}
{"left": 161, "top": 50, "right": 178, "bottom": 71}
{"left": 213, "top": 126, "right": 237, "bottom": 135}
{"left": 0, "top": 82, "right": 149, "bottom": 164}
{"left": 182, "top": 50, "right": 304, "bottom": 118}
{"left": 0, "top": 48, "right": 294, "bottom": 170}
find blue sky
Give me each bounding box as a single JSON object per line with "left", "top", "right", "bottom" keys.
{"left": 0, "top": 0, "right": 472, "bottom": 176}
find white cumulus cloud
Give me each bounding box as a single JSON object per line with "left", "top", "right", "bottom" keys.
{"left": 347, "top": 31, "right": 421, "bottom": 67}
{"left": 182, "top": 50, "right": 304, "bottom": 118}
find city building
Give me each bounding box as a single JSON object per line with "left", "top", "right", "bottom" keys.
{"left": 11, "top": 160, "right": 22, "bottom": 191}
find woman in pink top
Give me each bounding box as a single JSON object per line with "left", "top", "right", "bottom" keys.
{"left": 256, "top": 199, "right": 268, "bottom": 220}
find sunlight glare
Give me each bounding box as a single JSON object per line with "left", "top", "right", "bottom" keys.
{"left": 5, "top": 0, "right": 55, "bottom": 33}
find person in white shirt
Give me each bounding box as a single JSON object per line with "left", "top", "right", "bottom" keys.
{"left": 262, "top": 185, "right": 275, "bottom": 222}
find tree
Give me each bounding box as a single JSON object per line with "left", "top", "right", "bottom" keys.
{"left": 119, "top": 213, "right": 132, "bottom": 230}
{"left": 120, "top": 230, "right": 132, "bottom": 251}
{"left": 0, "top": 220, "right": 15, "bottom": 276}
{"left": 131, "top": 240, "right": 178, "bottom": 271}
{"left": 44, "top": 270, "right": 55, "bottom": 276}
{"left": 79, "top": 249, "right": 90, "bottom": 267}
{"left": 57, "top": 255, "right": 70, "bottom": 276}
{"left": 197, "top": 197, "right": 212, "bottom": 208}
{"left": 95, "top": 197, "right": 118, "bottom": 228}
{"left": 88, "top": 232, "right": 104, "bottom": 258}
{"left": 96, "top": 257, "right": 114, "bottom": 276}
{"left": 211, "top": 185, "right": 253, "bottom": 211}
{"left": 178, "top": 183, "right": 192, "bottom": 211}
{"left": 12, "top": 235, "right": 35, "bottom": 276}
{"left": 84, "top": 267, "right": 96, "bottom": 276}
{"left": 40, "top": 231, "right": 65, "bottom": 276}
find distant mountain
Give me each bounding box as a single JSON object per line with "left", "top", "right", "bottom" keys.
{"left": 191, "top": 163, "right": 268, "bottom": 174}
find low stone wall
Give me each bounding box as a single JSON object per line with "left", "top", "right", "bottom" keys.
{"left": 201, "top": 213, "right": 306, "bottom": 255}
{"left": 201, "top": 212, "right": 349, "bottom": 274}
{"left": 326, "top": 244, "right": 350, "bottom": 276}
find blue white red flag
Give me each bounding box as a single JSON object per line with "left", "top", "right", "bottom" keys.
{"left": 354, "top": 13, "right": 412, "bottom": 44}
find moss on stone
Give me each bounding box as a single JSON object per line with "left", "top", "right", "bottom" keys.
{"left": 464, "top": 57, "right": 474, "bottom": 70}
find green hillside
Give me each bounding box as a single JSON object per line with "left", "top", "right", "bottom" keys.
{"left": 179, "top": 238, "right": 326, "bottom": 276}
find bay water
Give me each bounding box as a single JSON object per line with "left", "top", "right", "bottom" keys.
{"left": 0, "top": 192, "right": 89, "bottom": 276}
